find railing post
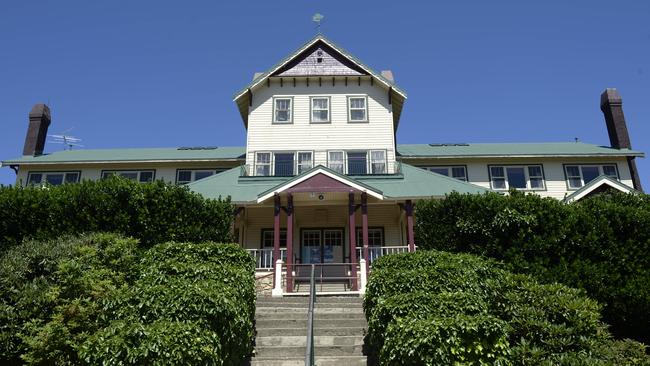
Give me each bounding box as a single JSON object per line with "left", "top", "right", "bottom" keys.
{"left": 272, "top": 259, "right": 284, "bottom": 298}
{"left": 359, "top": 258, "right": 367, "bottom": 296}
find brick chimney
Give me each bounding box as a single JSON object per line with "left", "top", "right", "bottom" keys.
{"left": 600, "top": 88, "right": 643, "bottom": 191}
{"left": 22, "top": 104, "right": 51, "bottom": 156}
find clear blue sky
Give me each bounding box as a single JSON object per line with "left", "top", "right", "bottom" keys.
{"left": 1, "top": 1, "right": 649, "bottom": 187}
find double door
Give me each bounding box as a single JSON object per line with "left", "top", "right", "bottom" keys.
{"left": 301, "top": 228, "right": 345, "bottom": 278}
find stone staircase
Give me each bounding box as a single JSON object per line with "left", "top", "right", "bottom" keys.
{"left": 250, "top": 296, "right": 367, "bottom": 365}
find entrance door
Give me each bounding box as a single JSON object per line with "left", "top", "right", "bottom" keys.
{"left": 300, "top": 229, "right": 345, "bottom": 279}
{"left": 301, "top": 230, "right": 322, "bottom": 264}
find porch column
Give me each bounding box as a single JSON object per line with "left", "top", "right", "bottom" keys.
{"left": 273, "top": 194, "right": 281, "bottom": 287}
{"left": 285, "top": 194, "right": 294, "bottom": 293}
{"left": 348, "top": 192, "right": 359, "bottom": 291}
{"left": 361, "top": 192, "right": 369, "bottom": 273}
{"left": 406, "top": 199, "right": 415, "bottom": 252}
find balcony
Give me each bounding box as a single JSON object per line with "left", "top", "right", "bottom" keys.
{"left": 240, "top": 155, "right": 402, "bottom": 177}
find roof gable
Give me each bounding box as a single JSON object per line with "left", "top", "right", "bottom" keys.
{"left": 563, "top": 175, "right": 638, "bottom": 203}
{"left": 273, "top": 41, "right": 366, "bottom": 77}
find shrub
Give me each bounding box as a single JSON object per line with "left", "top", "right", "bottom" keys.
{"left": 415, "top": 191, "right": 650, "bottom": 343}
{"left": 0, "top": 177, "right": 233, "bottom": 252}
{"left": 364, "top": 250, "right": 650, "bottom": 365}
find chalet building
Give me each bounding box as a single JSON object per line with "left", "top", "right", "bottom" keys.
{"left": 1, "top": 35, "right": 644, "bottom": 295}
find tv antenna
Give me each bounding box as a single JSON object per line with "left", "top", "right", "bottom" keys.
{"left": 48, "top": 128, "right": 83, "bottom": 150}
{"left": 312, "top": 13, "right": 324, "bottom": 34}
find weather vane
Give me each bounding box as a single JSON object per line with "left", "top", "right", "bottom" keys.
{"left": 312, "top": 13, "right": 324, "bottom": 34}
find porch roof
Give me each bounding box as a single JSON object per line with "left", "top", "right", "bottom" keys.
{"left": 563, "top": 175, "right": 638, "bottom": 203}
{"left": 187, "top": 163, "right": 490, "bottom": 204}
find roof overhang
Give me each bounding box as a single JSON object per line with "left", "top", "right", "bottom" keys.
{"left": 563, "top": 175, "right": 638, "bottom": 203}
{"left": 256, "top": 166, "right": 384, "bottom": 203}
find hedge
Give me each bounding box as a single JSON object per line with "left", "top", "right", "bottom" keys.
{"left": 364, "top": 250, "right": 649, "bottom": 365}
{"left": 0, "top": 234, "right": 255, "bottom": 365}
{"left": 0, "top": 177, "right": 233, "bottom": 252}
{"left": 416, "top": 191, "right": 650, "bottom": 344}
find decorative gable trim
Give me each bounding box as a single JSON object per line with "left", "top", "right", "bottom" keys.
{"left": 563, "top": 175, "right": 637, "bottom": 203}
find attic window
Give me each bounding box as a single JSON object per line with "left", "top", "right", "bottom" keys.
{"left": 316, "top": 50, "right": 323, "bottom": 63}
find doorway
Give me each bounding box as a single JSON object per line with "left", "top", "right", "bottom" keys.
{"left": 300, "top": 228, "right": 345, "bottom": 278}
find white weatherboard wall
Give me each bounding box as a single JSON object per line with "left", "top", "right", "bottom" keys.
{"left": 245, "top": 79, "right": 396, "bottom": 169}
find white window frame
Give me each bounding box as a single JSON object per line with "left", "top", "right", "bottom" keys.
{"left": 327, "top": 150, "right": 345, "bottom": 174}
{"left": 297, "top": 151, "right": 313, "bottom": 174}
{"left": 564, "top": 164, "right": 619, "bottom": 189}
{"left": 488, "top": 165, "right": 545, "bottom": 191}
{"left": 176, "top": 169, "right": 221, "bottom": 184}
{"left": 370, "top": 150, "right": 387, "bottom": 174}
{"left": 346, "top": 150, "right": 369, "bottom": 175}
{"left": 101, "top": 170, "right": 155, "bottom": 183}
{"left": 273, "top": 97, "right": 293, "bottom": 124}
{"left": 310, "top": 96, "right": 330, "bottom": 123}
{"left": 26, "top": 171, "right": 80, "bottom": 186}
{"left": 356, "top": 227, "right": 385, "bottom": 247}
{"left": 424, "top": 166, "right": 468, "bottom": 181}
{"left": 347, "top": 96, "right": 368, "bottom": 122}
{"left": 254, "top": 152, "right": 272, "bottom": 176}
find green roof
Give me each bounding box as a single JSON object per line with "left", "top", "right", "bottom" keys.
{"left": 563, "top": 175, "right": 638, "bottom": 203}
{"left": 397, "top": 142, "right": 644, "bottom": 158}
{"left": 1, "top": 146, "right": 246, "bottom": 165}
{"left": 187, "top": 163, "right": 489, "bottom": 204}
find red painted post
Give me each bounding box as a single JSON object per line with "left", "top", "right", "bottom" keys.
{"left": 349, "top": 192, "right": 358, "bottom": 291}
{"left": 406, "top": 200, "right": 415, "bottom": 252}
{"left": 361, "top": 192, "right": 369, "bottom": 274}
{"left": 286, "top": 194, "right": 293, "bottom": 293}
{"left": 273, "top": 194, "right": 281, "bottom": 287}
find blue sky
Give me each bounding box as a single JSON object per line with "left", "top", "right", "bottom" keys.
{"left": 1, "top": 1, "right": 649, "bottom": 187}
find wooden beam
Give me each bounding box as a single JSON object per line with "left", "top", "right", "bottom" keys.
{"left": 345, "top": 77, "right": 348, "bottom": 86}
{"left": 247, "top": 89, "right": 252, "bottom": 107}
{"left": 332, "top": 77, "right": 335, "bottom": 86}
{"left": 388, "top": 87, "right": 393, "bottom": 105}
{"left": 280, "top": 78, "right": 283, "bottom": 87}
{"left": 307, "top": 78, "right": 309, "bottom": 87}
{"left": 358, "top": 77, "right": 361, "bottom": 86}
{"left": 267, "top": 78, "right": 270, "bottom": 87}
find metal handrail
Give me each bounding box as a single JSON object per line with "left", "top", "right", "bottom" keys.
{"left": 305, "top": 264, "right": 316, "bottom": 365}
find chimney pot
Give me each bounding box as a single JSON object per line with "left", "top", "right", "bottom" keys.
{"left": 22, "top": 103, "right": 51, "bottom": 156}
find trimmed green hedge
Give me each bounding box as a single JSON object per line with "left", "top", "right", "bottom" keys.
{"left": 364, "top": 250, "right": 649, "bottom": 365}
{"left": 416, "top": 191, "right": 650, "bottom": 343}
{"left": 0, "top": 234, "right": 255, "bottom": 365}
{"left": 0, "top": 177, "right": 233, "bottom": 251}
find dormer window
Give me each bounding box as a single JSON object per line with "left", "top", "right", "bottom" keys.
{"left": 273, "top": 97, "right": 292, "bottom": 123}
{"left": 310, "top": 97, "right": 330, "bottom": 123}
{"left": 348, "top": 96, "right": 368, "bottom": 122}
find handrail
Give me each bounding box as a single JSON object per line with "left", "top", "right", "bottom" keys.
{"left": 305, "top": 264, "right": 316, "bottom": 365}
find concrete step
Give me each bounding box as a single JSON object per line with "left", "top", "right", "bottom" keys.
{"left": 256, "top": 326, "right": 366, "bottom": 337}
{"left": 257, "top": 312, "right": 365, "bottom": 321}
{"left": 255, "top": 345, "right": 364, "bottom": 358}
{"left": 248, "top": 355, "right": 367, "bottom": 366}
{"left": 257, "top": 307, "right": 363, "bottom": 315}
{"left": 257, "top": 296, "right": 363, "bottom": 304}
{"left": 256, "top": 318, "right": 367, "bottom": 329}
{"left": 256, "top": 335, "right": 364, "bottom": 347}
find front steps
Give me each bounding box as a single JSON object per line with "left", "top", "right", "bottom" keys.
{"left": 250, "top": 296, "right": 367, "bottom": 365}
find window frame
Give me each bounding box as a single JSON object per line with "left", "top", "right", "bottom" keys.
{"left": 347, "top": 95, "right": 369, "bottom": 123}
{"left": 327, "top": 150, "right": 346, "bottom": 174}
{"left": 175, "top": 169, "right": 223, "bottom": 184}
{"left": 369, "top": 150, "right": 388, "bottom": 174}
{"left": 296, "top": 151, "right": 314, "bottom": 174}
{"left": 487, "top": 164, "right": 546, "bottom": 191}
{"left": 273, "top": 151, "right": 296, "bottom": 177}
{"left": 346, "top": 150, "right": 369, "bottom": 175}
{"left": 26, "top": 171, "right": 81, "bottom": 186}
{"left": 260, "top": 228, "right": 288, "bottom": 249}
{"left": 309, "top": 96, "right": 331, "bottom": 123}
{"left": 423, "top": 165, "right": 468, "bottom": 181}
{"left": 272, "top": 97, "right": 293, "bottom": 124}
{"left": 254, "top": 152, "right": 272, "bottom": 176}
{"left": 100, "top": 170, "right": 156, "bottom": 183}
{"left": 355, "top": 227, "right": 385, "bottom": 247}
{"left": 562, "top": 164, "right": 620, "bottom": 190}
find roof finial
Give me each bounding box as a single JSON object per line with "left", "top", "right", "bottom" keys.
{"left": 312, "top": 13, "right": 324, "bottom": 34}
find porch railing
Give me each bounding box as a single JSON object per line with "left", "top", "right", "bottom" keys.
{"left": 247, "top": 248, "right": 287, "bottom": 270}
{"left": 356, "top": 245, "right": 410, "bottom": 266}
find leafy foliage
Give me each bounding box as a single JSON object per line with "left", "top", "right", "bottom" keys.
{"left": 0, "top": 177, "right": 233, "bottom": 251}
{"left": 416, "top": 191, "right": 650, "bottom": 343}
{"left": 364, "top": 250, "right": 649, "bottom": 365}
{"left": 0, "top": 234, "right": 254, "bottom": 365}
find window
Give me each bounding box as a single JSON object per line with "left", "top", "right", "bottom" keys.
{"left": 356, "top": 227, "right": 384, "bottom": 247}
{"left": 176, "top": 169, "right": 221, "bottom": 184}
{"left": 261, "top": 229, "right": 287, "bottom": 248}
{"left": 489, "top": 165, "right": 545, "bottom": 190}
{"left": 274, "top": 153, "right": 294, "bottom": 176}
{"left": 255, "top": 152, "right": 271, "bottom": 176}
{"left": 347, "top": 151, "right": 368, "bottom": 175}
{"left": 370, "top": 150, "right": 387, "bottom": 174}
{"left": 297, "top": 152, "right": 313, "bottom": 174}
{"left": 273, "top": 97, "right": 292, "bottom": 123}
{"left": 27, "top": 171, "right": 80, "bottom": 186}
{"left": 564, "top": 164, "right": 619, "bottom": 189}
{"left": 425, "top": 166, "right": 468, "bottom": 181}
{"left": 101, "top": 170, "right": 154, "bottom": 183}
{"left": 348, "top": 96, "right": 368, "bottom": 122}
{"left": 310, "top": 97, "right": 330, "bottom": 123}
{"left": 328, "top": 151, "right": 345, "bottom": 174}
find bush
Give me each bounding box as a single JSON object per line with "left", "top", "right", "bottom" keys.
{"left": 416, "top": 191, "right": 650, "bottom": 343}
{"left": 364, "top": 250, "right": 649, "bottom": 365}
{"left": 0, "top": 177, "right": 233, "bottom": 252}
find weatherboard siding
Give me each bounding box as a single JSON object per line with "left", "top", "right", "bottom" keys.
{"left": 245, "top": 80, "right": 396, "bottom": 171}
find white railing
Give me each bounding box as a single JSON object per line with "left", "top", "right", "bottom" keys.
{"left": 356, "top": 246, "right": 411, "bottom": 266}
{"left": 247, "top": 248, "right": 287, "bottom": 270}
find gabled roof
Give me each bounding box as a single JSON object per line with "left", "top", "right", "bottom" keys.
{"left": 563, "top": 175, "right": 638, "bottom": 203}
{"left": 397, "top": 142, "right": 644, "bottom": 158}
{"left": 187, "top": 162, "right": 490, "bottom": 204}
{"left": 1, "top": 146, "right": 246, "bottom": 166}
{"left": 233, "top": 34, "right": 407, "bottom": 129}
